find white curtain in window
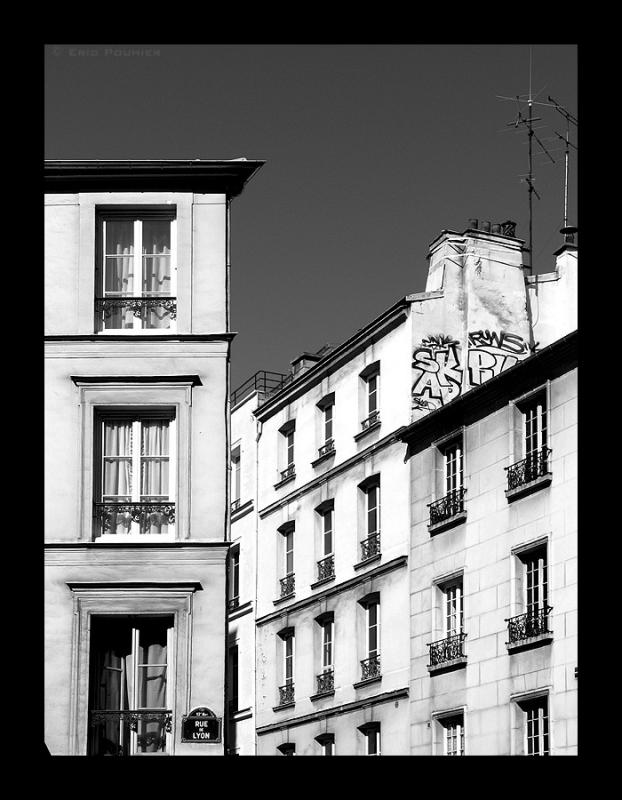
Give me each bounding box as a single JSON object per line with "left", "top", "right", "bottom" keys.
{"left": 142, "top": 220, "right": 171, "bottom": 329}
{"left": 103, "top": 421, "right": 133, "bottom": 535}
{"left": 105, "top": 220, "right": 134, "bottom": 329}
{"left": 140, "top": 420, "right": 170, "bottom": 535}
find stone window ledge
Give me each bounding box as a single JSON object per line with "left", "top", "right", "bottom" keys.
{"left": 506, "top": 633, "right": 553, "bottom": 654}
{"left": 428, "top": 511, "right": 467, "bottom": 536}
{"left": 427, "top": 656, "right": 467, "bottom": 676}
{"left": 505, "top": 473, "right": 552, "bottom": 503}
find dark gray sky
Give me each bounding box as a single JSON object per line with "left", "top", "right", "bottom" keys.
{"left": 45, "top": 44, "right": 577, "bottom": 390}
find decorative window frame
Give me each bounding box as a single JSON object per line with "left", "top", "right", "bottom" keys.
{"left": 66, "top": 580, "right": 201, "bottom": 756}
{"left": 431, "top": 706, "right": 466, "bottom": 756}
{"left": 73, "top": 378, "right": 196, "bottom": 542}
{"left": 510, "top": 687, "right": 552, "bottom": 756}
{"left": 76, "top": 193, "right": 193, "bottom": 336}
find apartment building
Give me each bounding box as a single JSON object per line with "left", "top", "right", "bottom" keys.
{"left": 44, "top": 159, "right": 263, "bottom": 756}
{"left": 227, "top": 220, "right": 577, "bottom": 754}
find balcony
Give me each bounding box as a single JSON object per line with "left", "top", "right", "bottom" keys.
{"left": 279, "top": 573, "right": 295, "bottom": 599}
{"left": 318, "top": 439, "right": 335, "bottom": 458}
{"left": 314, "top": 670, "right": 335, "bottom": 698}
{"left": 231, "top": 498, "right": 241, "bottom": 512}
{"left": 88, "top": 709, "right": 172, "bottom": 755}
{"left": 95, "top": 296, "right": 177, "bottom": 329}
{"left": 427, "top": 633, "right": 467, "bottom": 674}
{"left": 277, "top": 682, "right": 295, "bottom": 708}
{"left": 428, "top": 488, "right": 467, "bottom": 534}
{"left": 312, "top": 439, "right": 336, "bottom": 467}
{"left": 317, "top": 555, "right": 335, "bottom": 583}
{"left": 355, "top": 411, "right": 381, "bottom": 441}
{"left": 94, "top": 502, "right": 175, "bottom": 537}
{"left": 274, "top": 464, "right": 296, "bottom": 489}
{"left": 505, "top": 606, "right": 553, "bottom": 652}
{"left": 505, "top": 447, "right": 552, "bottom": 501}
{"left": 228, "top": 596, "right": 240, "bottom": 612}
{"left": 360, "top": 532, "right": 381, "bottom": 563}
{"left": 358, "top": 654, "right": 381, "bottom": 684}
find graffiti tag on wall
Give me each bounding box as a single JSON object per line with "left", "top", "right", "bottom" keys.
{"left": 411, "top": 330, "right": 530, "bottom": 411}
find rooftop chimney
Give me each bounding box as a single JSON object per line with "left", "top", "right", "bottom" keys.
{"left": 290, "top": 352, "right": 322, "bottom": 377}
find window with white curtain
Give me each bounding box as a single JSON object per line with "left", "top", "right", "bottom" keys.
{"left": 96, "top": 211, "right": 176, "bottom": 332}
{"left": 87, "top": 616, "right": 173, "bottom": 756}
{"left": 95, "top": 411, "right": 176, "bottom": 540}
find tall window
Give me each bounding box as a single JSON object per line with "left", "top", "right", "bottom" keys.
{"left": 231, "top": 447, "right": 241, "bottom": 509}
{"left": 279, "top": 421, "right": 296, "bottom": 481}
{"left": 367, "top": 373, "right": 379, "bottom": 417}
{"left": 444, "top": 581, "right": 464, "bottom": 637}
{"left": 519, "top": 696, "right": 549, "bottom": 756}
{"left": 359, "top": 476, "right": 381, "bottom": 561}
{"left": 284, "top": 529, "right": 294, "bottom": 577}
{"left": 321, "top": 619, "right": 334, "bottom": 673}
{"left": 524, "top": 546, "right": 548, "bottom": 616}
{"left": 323, "top": 403, "right": 334, "bottom": 444}
{"left": 359, "top": 362, "right": 381, "bottom": 431}
{"left": 229, "top": 545, "right": 240, "bottom": 609}
{"left": 284, "top": 634, "right": 295, "bottom": 686}
{"left": 96, "top": 212, "right": 176, "bottom": 331}
{"left": 367, "top": 601, "right": 380, "bottom": 659}
{"left": 95, "top": 412, "right": 175, "bottom": 539}
{"left": 278, "top": 523, "right": 295, "bottom": 598}
{"left": 88, "top": 616, "right": 172, "bottom": 756}
{"left": 441, "top": 714, "right": 465, "bottom": 756}
{"left": 444, "top": 440, "right": 463, "bottom": 495}
{"left": 523, "top": 393, "right": 547, "bottom": 458}
{"left": 322, "top": 507, "right": 333, "bottom": 558}
{"left": 366, "top": 483, "right": 380, "bottom": 537}
{"left": 286, "top": 430, "right": 295, "bottom": 467}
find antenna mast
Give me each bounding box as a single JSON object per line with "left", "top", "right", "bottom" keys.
{"left": 548, "top": 94, "right": 578, "bottom": 240}
{"left": 499, "top": 49, "right": 556, "bottom": 274}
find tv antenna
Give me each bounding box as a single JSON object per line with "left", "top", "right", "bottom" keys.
{"left": 497, "top": 48, "right": 556, "bottom": 274}
{"left": 548, "top": 94, "right": 578, "bottom": 241}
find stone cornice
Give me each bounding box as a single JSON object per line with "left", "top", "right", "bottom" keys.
{"left": 254, "top": 300, "right": 409, "bottom": 421}
{"left": 255, "top": 555, "right": 407, "bottom": 626}
{"left": 258, "top": 427, "right": 407, "bottom": 519}
{"left": 256, "top": 687, "right": 409, "bottom": 735}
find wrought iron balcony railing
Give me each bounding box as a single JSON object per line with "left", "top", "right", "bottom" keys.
{"left": 360, "top": 532, "right": 381, "bottom": 561}
{"left": 95, "top": 296, "right": 177, "bottom": 320}
{"left": 428, "top": 488, "right": 466, "bottom": 526}
{"left": 360, "top": 654, "right": 381, "bottom": 681}
{"left": 317, "top": 554, "right": 335, "bottom": 581}
{"left": 361, "top": 411, "right": 380, "bottom": 431}
{"left": 231, "top": 498, "right": 241, "bottom": 512}
{"left": 228, "top": 596, "right": 240, "bottom": 612}
{"left": 316, "top": 670, "right": 334, "bottom": 695}
{"left": 428, "top": 633, "right": 467, "bottom": 668}
{"left": 280, "top": 464, "right": 296, "bottom": 482}
{"left": 88, "top": 709, "right": 172, "bottom": 754}
{"left": 505, "top": 447, "right": 552, "bottom": 491}
{"left": 506, "top": 606, "right": 553, "bottom": 644}
{"left": 318, "top": 439, "right": 335, "bottom": 458}
{"left": 278, "top": 683, "right": 295, "bottom": 706}
{"left": 279, "top": 573, "right": 295, "bottom": 598}
{"left": 94, "top": 502, "right": 175, "bottom": 534}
